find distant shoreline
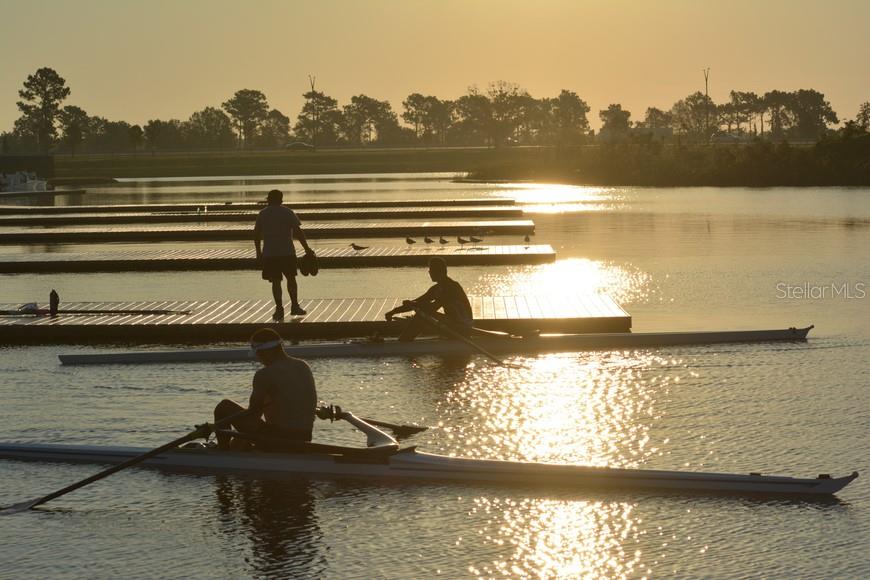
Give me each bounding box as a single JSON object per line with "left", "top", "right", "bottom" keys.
{"left": 50, "top": 138, "right": 870, "bottom": 187}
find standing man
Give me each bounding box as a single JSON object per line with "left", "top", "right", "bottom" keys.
{"left": 255, "top": 189, "right": 313, "bottom": 320}
{"left": 384, "top": 257, "right": 474, "bottom": 341}
{"left": 213, "top": 327, "right": 317, "bottom": 450}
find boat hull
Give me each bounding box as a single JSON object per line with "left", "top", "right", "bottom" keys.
{"left": 58, "top": 326, "right": 814, "bottom": 365}
{"left": 0, "top": 442, "right": 854, "bottom": 496}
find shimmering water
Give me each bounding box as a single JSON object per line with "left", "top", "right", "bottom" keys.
{"left": 1, "top": 176, "right": 868, "bottom": 578}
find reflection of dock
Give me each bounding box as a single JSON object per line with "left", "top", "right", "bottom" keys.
{"left": 0, "top": 188, "right": 86, "bottom": 198}
{"left": 0, "top": 220, "right": 535, "bottom": 244}
{"left": 0, "top": 295, "right": 631, "bottom": 344}
{"left": 0, "top": 244, "right": 555, "bottom": 273}
{"left": 0, "top": 198, "right": 512, "bottom": 214}
{"left": 0, "top": 206, "right": 522, "bottom": 226}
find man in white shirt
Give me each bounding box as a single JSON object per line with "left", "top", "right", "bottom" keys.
{"left": 254, "top": 189, "right": 313, "bottom": 320}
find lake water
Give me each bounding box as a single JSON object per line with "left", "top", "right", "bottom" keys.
{"left": 1, "top": 175, "right": 868, "bottom": 578}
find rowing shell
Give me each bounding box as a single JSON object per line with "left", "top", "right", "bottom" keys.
{"left": 58, "top": 326, "right": 814, "bottom": 365}
{"left": 0, "top": 442, "right": 855, "bottom": 496}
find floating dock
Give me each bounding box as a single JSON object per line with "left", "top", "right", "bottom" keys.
{"left": 0, "top": 198, "right": 513, "bottom": 215}
{"left": 0, "top": 220, "right": 535, "bottom": 244}
{"left": 0, "top": 295, "right": 631, "bottom": 343}
{"left": 0, "top": 206, "right": 523, "bottom": 226}
{"left": 0, "top": 244, "right": 555, "bottom": 273}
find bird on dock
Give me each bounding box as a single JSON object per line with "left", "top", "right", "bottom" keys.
{"left": 424, "top": 236, "right": 434, "bottom": 244}
{"left": 350, "top": 243, "right": 369, "bottom": 251}
{"left": 439, "top": 236, "right": 449, "bottom": 245}
{"left": 470, "top": 235, "right": 483, "bottom": 244}
{"left": 523, "top": 234, "right": 532, "bottom": 243}
{"left": 406, "top": 237, "right": 417, "bottom": 247}
{"left": 457, "top": 236, "right": 470, "bottom": 247}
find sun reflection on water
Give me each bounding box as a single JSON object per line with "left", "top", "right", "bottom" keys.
{"left": 474, "top": 258, "right": 653, "bottom": 306}
{"left": 468, "top": 497, "right": 645, "bottom": 578}
{"left": 500, "top": 183, "right": 629, "bottom": 213}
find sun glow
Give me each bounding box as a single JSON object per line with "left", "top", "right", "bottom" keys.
{"left": 499, "top": 183, "right": 626, "bottom": 214}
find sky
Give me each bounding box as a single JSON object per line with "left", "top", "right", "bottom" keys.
{"left": 1, "top": 0, "right": 867, "bottom": 131}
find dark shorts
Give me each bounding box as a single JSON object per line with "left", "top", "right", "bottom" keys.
{"left": 261, "top": 254, "right": 297, "bottom": 282}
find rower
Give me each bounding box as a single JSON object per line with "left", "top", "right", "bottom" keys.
{"left": 213, "top": 328, "right": 317, "bottom": 451}
{"left": 384, "top": 257, "right": 473, "bottom": 342}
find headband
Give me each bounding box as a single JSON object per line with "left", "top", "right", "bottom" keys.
{"left": 250, "top": 339, "right": 282, "bottom": 353}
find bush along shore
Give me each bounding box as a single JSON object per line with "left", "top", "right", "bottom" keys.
{"left": 468, "top": 134, "right": 870, "bottom": 187}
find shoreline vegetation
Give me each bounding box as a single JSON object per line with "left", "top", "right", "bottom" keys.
{"left": 49, "top": 133, "right": 870, "bottom": 187}
{"left": 5, "top": 66, "right": 869, "bottom": 187}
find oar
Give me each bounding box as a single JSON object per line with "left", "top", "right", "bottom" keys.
{"left": 359, "top": 417, "right": 427, "bottom": 439}
{"left": 0, "top": 407, "right": 252, "bottom": 516}
{"left": 412, "top": 307, "right": 514, "bottom": 367}
{"left": 316, "top": 405, "right": 426, "bottom": 439}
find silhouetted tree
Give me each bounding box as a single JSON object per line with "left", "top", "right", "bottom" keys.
{"left": 186, "top": 107, "right": 235, "bottom": 149}
{"left": 222, "top": 89, "right": 269, "bottom": 148}
{"left": 638, "top": 107, "right": 672, "bottom": 130}
{"left": 599, "top": 104, "right": 632, "bottom": 139}
{"left": 453, "top": 89, "right": 492, "bottom": 145}
{"left": 295, "top": 90, "right": 340, "bottom": 147}
{"left": 258, "top": 109, "right": 291, "bottom": 147}
{"left": 58, "top": 105, "right": 88, "bottom": 155}
{"left": 789, "top": 89, "right": 838, "bottom": 140}
{"left": 670, "top": 92, "right": 716, "bottom": 140}
{"left": 857, "top": 101, "right": 870, "bottom": 132}
{"left": 552, "top": 90, "right": 591, "bottom": 145}
{"left": 487, "top": 81, "right": 528, "bottom": 146}
{"left": 129, "top": 125, "right": 144, "bottom": 152}
{"left": 15, "top": 67, "right": 70, "bottom": 152}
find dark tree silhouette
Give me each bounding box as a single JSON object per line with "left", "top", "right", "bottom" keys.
{"left": 15, "top": 67, "right": 71, "bottom": 152}
{"left": 222, "top": 89, "right": 269, "bottom": 148}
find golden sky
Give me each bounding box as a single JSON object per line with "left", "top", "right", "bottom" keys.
{"left": 1, "top": 0, "right": 867, "bottom": 130}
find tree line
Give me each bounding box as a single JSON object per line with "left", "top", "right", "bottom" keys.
{"left": 3, "top": 67, "right": 869, "bottom": 155}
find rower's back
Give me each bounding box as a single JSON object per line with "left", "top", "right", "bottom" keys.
{"left": 253, "top": 356, "right": 317, "bottom": 439}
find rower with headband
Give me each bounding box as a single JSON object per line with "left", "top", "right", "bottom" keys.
{"left": 213, "top": 328, "right": 317, "bottom": 450}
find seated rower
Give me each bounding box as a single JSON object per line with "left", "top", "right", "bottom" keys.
{"left": 384, "top": 257, "right": 473, "bottom": 342}
{"left": 214, "top": 328, "right": 317, "bottom": 451}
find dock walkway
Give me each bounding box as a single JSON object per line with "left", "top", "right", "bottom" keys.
{"left": 0, "top": 244, "right": 555, "bottom": 273}
{"left": 0, "top": 198, "right": 512, "bottom": 215}
{"left": 0, "top": 220, "right": 535, "bottom": 244}
{"left": 0, "top": 295, "right": 631, "bottom": 343}
{"left": 0, "top": 206, "right": 522, "bottom": 226}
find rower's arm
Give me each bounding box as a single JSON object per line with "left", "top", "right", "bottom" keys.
{"left": 293, "top": 225, "right": 312, "bottom": 254}
{"left": 253, "top": 222, "right": 263, "bottom": 260}
{"left": 248, "top": 374, "right": 269, "bottom": 418}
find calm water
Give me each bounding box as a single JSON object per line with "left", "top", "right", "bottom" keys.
{"left": 1, "top": 176, "right": 868, "bottom": 578}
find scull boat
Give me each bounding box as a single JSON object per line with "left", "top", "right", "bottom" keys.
{"left": 0, "top": 439, "right": 855, "bottom": 497}
{"left": 58, "top": 326, "right": 814, "bottom": 365}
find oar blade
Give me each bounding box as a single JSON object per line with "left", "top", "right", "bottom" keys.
{"left": 0, "top": 498, "right": 41, "bottom": 516}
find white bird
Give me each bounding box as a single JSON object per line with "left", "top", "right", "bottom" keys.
{"left": 350, "top": 243, "right": 369, "bottom": 251}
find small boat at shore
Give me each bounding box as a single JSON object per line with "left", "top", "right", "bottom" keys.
{"left": 58, "top": 326, "right": 814, "bottom": 365}
{"left": 0, "top": 439, "right": 855, "bottom": 497}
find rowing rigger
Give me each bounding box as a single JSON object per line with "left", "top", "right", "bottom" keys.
{"left": 58, "top": 326, "right": 814, "bottom": 365}
{"left": 0, "top": 414, "right": 856, "bottom": 498}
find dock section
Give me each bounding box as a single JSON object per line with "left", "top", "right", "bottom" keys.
{"left": 0, "top": 244, "right": 555, "bottom": 273}
{"left": 0, "top": 198, "right": 513, "bottom": 215}
{"left": 0, "top": 295, "right": 631, "bottom": 343}
{"left": 0, "top": 206, "right": 523, "bottom": 226}
{"left": 0, "top": 220, "right": 535, "bottom": 244}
